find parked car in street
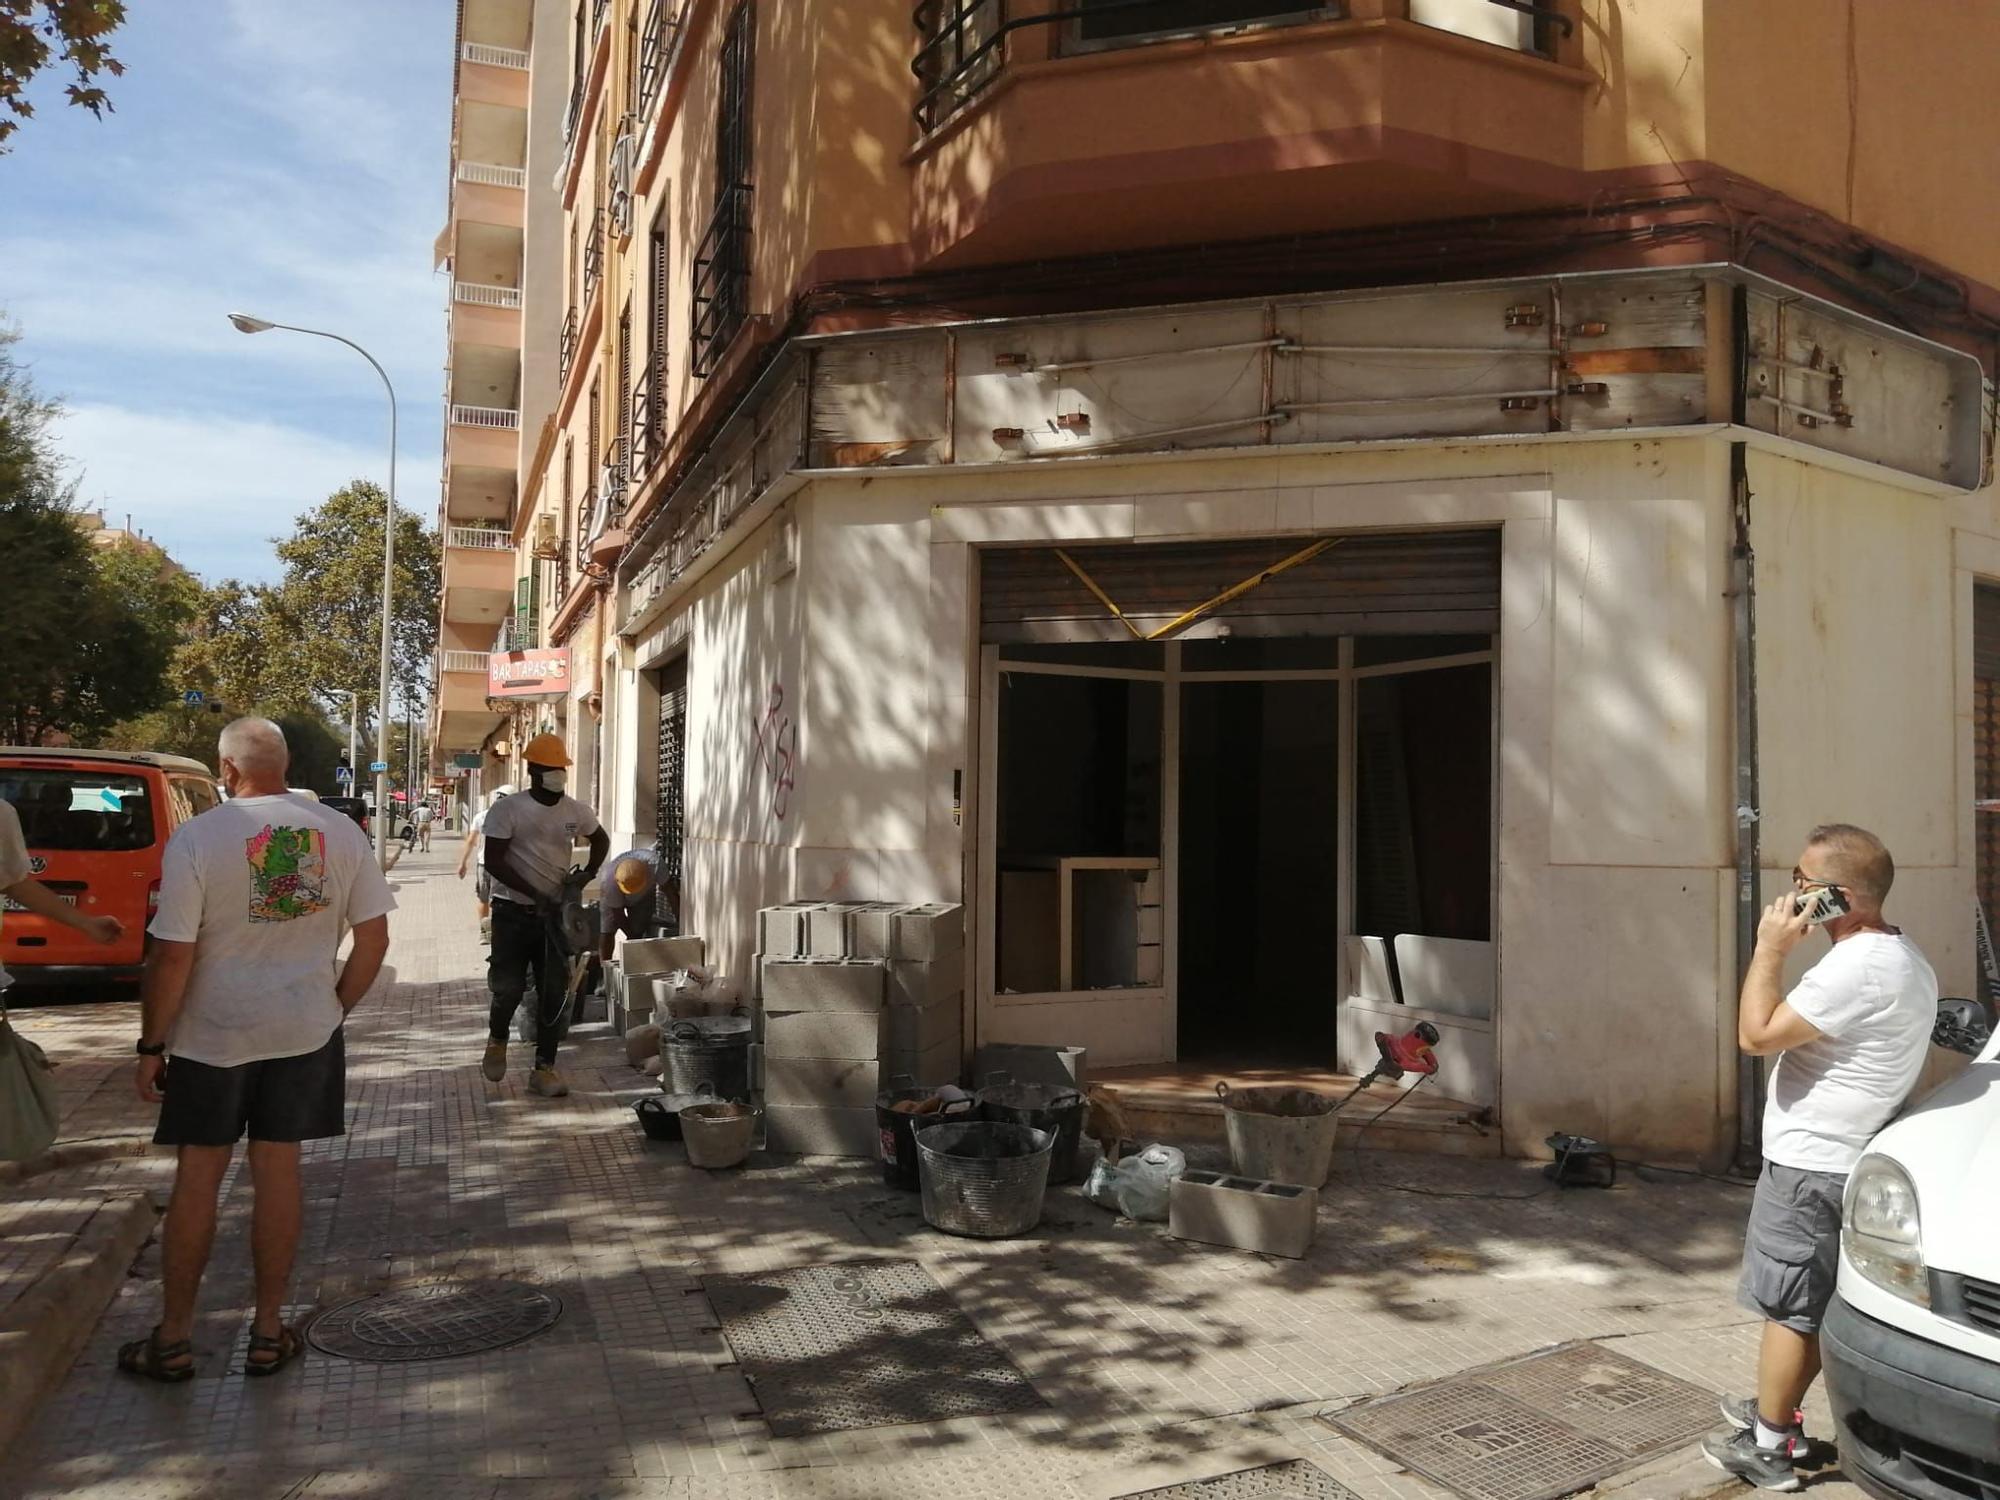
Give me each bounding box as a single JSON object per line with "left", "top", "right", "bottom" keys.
{"left": 1821, "top": 995, "right": 1999, "bottom": 1500}
{"left": 0, "top": 747, "right": 222, "bottom": 987}
{"left": 320, "top": 795, "right": 371, "bottom": 837}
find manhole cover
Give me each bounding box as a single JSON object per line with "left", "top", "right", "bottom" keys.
{"left": 705, "top": 1258, "right": 1047, "bottom": 1436}
{"left": 309, "top": 1279, "right": 563, "bottom": 1362}
{"left": 1322, "top": 1343, "right": 1715, "bottom": 1500}
{"left": 1118, "top": 1460, "right": 1363, "bottom": 1498}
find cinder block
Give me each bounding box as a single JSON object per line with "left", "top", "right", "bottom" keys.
{"left": 881, "top": 1031, "right": 961, "bottom": 1091}
{"left": 882, "top": 1000, "right": 960, "bottom": 1059}
{"left": 622, "top": 936, "right": 706, "bottom": 975}
{"left": 766, "top": 1009, "right": 880, "bottom": 1061}
{"left": 889, "top": 957, "right": 963, "bottom": 1011}
{"left": 807, "top": 902, "right": 869, "bottom": 959}
{"left": 761, "top": 959, "right": 884, "bottom": 1014}
{"left": 1168, "top": 1171, "right": 1318, "bottom": 1259}
{"left": 894, "top": 903, "right": 965, "bottom": 961}
{"left": 765, "top": 1056, "right": 878, "bottom": 1109}
{"left": 748, "top": 1041, "right": 765, "bottom": 1091}
{"left": 852, "top": 904, "right": 915, "bottom": 959}
{"left": 974, "top": 1043, "right": 1086, "bottom": 1091}
{"left": 764, "top": 1105, "right": 881, "bottom": 1158}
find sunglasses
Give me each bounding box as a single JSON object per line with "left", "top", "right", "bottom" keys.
{"left": 1791, "top": 866, "right": 1846, "bottom": 891}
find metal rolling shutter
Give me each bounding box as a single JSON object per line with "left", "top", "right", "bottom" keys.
{"left": 654, "top": 657, "right": 688, "bottom": 934}
{"left": 978, "top": 529, "right": 1500, "bottom": 644}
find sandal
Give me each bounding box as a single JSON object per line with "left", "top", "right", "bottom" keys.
{"left": 117, "top": 1326, "right": 195, "bottom": 1383}
{"left": 243, "top": 1323, "right": 306, "bottom": 1378}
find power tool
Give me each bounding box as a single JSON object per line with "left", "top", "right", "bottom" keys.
{"left": 1336, "top": 1021, "right": 1441, "bottom": 1108}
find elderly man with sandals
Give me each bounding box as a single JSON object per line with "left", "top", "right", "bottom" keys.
{"left": 120, "top": 718, "right": 394, "bottom": 1382}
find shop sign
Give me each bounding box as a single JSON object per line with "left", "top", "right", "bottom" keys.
{"left": 488, "top": 648, "right": 570, "bottom": 701}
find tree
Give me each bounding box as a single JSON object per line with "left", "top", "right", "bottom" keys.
{"left": 0, "top": 1, "right": 126, "bottom": 151}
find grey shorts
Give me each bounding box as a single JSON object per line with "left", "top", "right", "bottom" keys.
{"left": 1737, "top": 1161, "right": 1847, "bottom": 1333}
{"left": 154, "top": 1029, "right": 346, "bottom": 1147}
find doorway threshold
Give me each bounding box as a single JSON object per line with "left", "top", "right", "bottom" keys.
{"left": 1092, "top": 1061, "right": 1501, "bottom": 1159}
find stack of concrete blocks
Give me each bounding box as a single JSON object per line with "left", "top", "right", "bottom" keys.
{"left": 758, "top": 901, "right": 965, "bottom": 1157}
{"left": 611, "top": 935, "right": 705, "bottom": 1035}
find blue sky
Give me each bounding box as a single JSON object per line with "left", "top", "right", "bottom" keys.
{"left": 2, "top": 0, "right": 454, "bottom": 584}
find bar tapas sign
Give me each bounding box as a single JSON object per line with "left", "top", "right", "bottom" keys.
{"left": 488, "top": 647, "right": 571, "bottom": 702}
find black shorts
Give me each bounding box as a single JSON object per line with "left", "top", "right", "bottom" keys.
{"left": 154, "top": 1029, "right": 347, "bottom": 1147}
{"left": 1736, "top": 1160, "right": 1847, "bottom": 1333}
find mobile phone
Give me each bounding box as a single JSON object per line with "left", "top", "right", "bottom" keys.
{"left": 1794, "top": 885, "right": 1850, "bottom": 926}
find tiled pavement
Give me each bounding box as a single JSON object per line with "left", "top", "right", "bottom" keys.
{"left": 0, "top": 849, "right": 1859, "bottom": 1498}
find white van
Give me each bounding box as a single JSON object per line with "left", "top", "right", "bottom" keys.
{"left": 1821, "top": 996, "right": 2000, "bottom": 1499}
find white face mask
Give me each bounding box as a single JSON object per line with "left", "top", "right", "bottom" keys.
{"left": 537, "top": 770, "right": 567, "bottom": 794}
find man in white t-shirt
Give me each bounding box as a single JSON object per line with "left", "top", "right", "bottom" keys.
{"left": 120, "top": 719, "right": 394, "bottom": 1384}
{"left": 456, "top": 788, "right": 509, "bottom": 938}
{"left": 1704, "top": 824, "right": 1937, "bottom": 1491}
{"left": 413, "top": 800, "right": 434, "bottom": 853}
{"left": 480, "top": 734, "right": 607, "bottom": 1097}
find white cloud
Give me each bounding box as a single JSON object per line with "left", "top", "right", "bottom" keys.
{"left": 55, "top": 402, "right": 440, "bottom": 585}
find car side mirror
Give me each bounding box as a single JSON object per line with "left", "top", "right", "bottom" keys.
{"left": 1933, "top": 997, "right": 1995, "bottom": 1057}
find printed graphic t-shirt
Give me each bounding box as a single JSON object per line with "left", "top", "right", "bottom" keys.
{"left": 481, "top": 792, "right": 599, "bottom": 906}
{"left": 0, "top": 799, "right": 32, "bottom": 992}
{"left": 1764, "top": 930, "right": 1938, "bottom": 1174}
{"left": 149, "top": 793, "right": 396, "bottom": 1067}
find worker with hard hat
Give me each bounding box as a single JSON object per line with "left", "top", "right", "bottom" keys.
{"left": 599, "top": 847, "right": 664, "bottom": 961}
{"left": 479, "top": 733, "right": 609, "bottom": 1097}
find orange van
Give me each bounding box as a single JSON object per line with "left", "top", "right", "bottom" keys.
{"left": 0, "top": 747, "right": 221, "bottom": 988}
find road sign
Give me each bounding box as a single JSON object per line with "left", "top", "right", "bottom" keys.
{"left": 182, "top": 690, "right": 205, "bottom": 706}
{"left": 368, "top": 760, "right": 389, "bottom": 774}
{"left": 334, "top": 765, "right": 354, "bottom": 785}
{"left": 452, "top": 753, "right": 482, "bottom": 770}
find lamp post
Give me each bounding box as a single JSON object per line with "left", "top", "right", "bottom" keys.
{"left": 335, "top": 688, "right": 358, "bottom": 793}
{"left": 228, "top": 313, "right": 398, "bottom": 871}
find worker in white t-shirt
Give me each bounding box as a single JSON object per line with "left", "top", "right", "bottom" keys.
{"left": 456, "top": 788, "right": 509, "bottom": 938}
{"left": 122, "top": 718, "right": 394, "bottom": 1383}
{"left": 413, "top": 800, "right": 433, "bottom": 853}
{"left": 1703, "top": 823, "right": 1937, "bottom": 1490}
{"left": 479, "top": 734, "right": 607, "bottom": 1097}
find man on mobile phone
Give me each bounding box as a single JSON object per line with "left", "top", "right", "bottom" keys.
{"left": 1703, "top": 824, "right": 1936, "bottom": 1491}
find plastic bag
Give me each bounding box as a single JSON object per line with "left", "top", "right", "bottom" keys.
{"left": 0, "top": 1014, "right": 59, "bottom": 1163}
{"left": 1081, "top": 1143, "right": 1186, "bottom": 1221}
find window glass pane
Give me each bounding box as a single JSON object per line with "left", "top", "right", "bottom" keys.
{"left": 1077, "top": 0, "right": 1323, "bottom": 44}
{"left": 1001, "top": 642, "right": 1166, "bottom": 671}
{"left": 1180, "top": 637, "right": 1339, "bottom": 671}
{"left": 0, "top": 770, "right": 157, "bottom": 851}
{"left": 1353, "top": 664, "right": 1490, "bottom": 940}
{"left": 997, "top": 673, "right": 1162, "bottom": 857}
{"left": 1352, "top": 633, "right": 1491, "bottom": 667}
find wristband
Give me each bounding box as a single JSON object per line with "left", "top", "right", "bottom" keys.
{"left": 136, "top": 1040, "right": 166, "bottom": 1057}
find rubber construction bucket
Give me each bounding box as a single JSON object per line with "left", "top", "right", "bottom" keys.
{"left": 876, "top": 1087, "right": 974, "bottom": 1191}
{"left": 680, "top": 1102, "right": 758, "bottom": 1169}
{"left": 915, "top": 1120, "right": 1053, "bottom": 1239}
{"left": 662, "top": 1013, "right": 753, "bottom": 1101}
{"left": 975, "top": 1080, "right": 1087, "bottom": 1184}
{"left": 1217, "top": 1083, "right": 1341, "bottom": 1187}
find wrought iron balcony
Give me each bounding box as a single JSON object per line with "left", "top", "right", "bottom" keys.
{"left": 637, "top": 0, "right": 682, "bottom": 123}
{"left": 558, "top": 307, "right": 579, "bottom": 388}
{"left": 691, "top": 183, "right": 752, "bottom": 379}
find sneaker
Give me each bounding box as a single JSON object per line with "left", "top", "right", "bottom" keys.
{"left": 528, "top": 1065, "right": 569, "bottom": 1098}
{"left": 481, "top": 1040, "right": 507, "bottom": 1083}
{"left": 1720, "top": 1396, "right": 1805, "bottom": 1455}
{"left": 1701, "top": 1424, "right": 1802, "bottom": 1491}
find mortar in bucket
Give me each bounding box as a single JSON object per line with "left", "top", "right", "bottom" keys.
{"left": 1216, "top": 1082, "right": 1341, "bottom": 1187}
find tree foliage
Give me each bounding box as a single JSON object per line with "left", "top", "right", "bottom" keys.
{"left": 0, "top": 1, "right": 126, "bottom": 151}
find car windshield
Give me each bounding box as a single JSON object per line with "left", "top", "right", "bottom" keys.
{"left": 1, "top": 769, "right": 157, "bottom": 851}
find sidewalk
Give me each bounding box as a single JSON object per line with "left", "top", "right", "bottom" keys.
{"left": 0, "top": 850, "right": 1859, "bottom": 1499}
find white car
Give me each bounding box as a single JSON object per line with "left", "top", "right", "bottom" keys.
{"left": 1822, "top": 996, "right": 2000, "bottom": 1500}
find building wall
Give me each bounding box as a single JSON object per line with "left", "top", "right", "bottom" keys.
{"left": 520, "top": 0, "right": 571, "bottom": 454}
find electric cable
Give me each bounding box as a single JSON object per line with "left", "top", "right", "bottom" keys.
{"left": 1342, "top": 1075, "right": 1554, "bottom": 1202}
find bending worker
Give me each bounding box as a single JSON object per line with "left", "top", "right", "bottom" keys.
{"left": 599, "top": 846, "right": 661, "bottom": 962}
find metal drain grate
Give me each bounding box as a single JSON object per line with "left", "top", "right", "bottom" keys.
{"left": 705, "top": 1258, "right": 1047, "bottom": 1436}
{"left": 1118, "top": 1459, "right": 1363, "bottom": 1498}
{"left": 308, "top": 1279, "right": 563, "bottom": 1362}
{"left": 1323, "top": 1343, "right": 1716, "bottom": 1500}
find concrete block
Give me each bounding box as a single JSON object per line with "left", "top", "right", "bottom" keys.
{"left": 881, "top": 1031, "right": 961, "bottom": 1090}
{"left": 766, "top": 1009, "right": 880, "bottom": 1060}
{"left": 764, "top": 1104, "right": 881, "bottom": 1158}
{"left": 622, "top": 935, "right": 706, "bottom": 975}
{"left": 889, "top": 957, "right": 963, "bottom": 1011}
{"left": 852, "top": 903, "right": 915, "bottom": 959}
{"left": 757, "top": 902, "right": 820, "bottom": 960}
{"left": 1168, "top": 1171, "right": 1318, "bottom": 1259}
{"left": 974, "top": 1043, "right": 1086, "bottom": 1091}
{"left": 895, "top": 903, "right": 965, "bottom": 961}
{"left": 807, "top": 902, "right": 866, "bottom": 958}
{"left": 761, "top": 959, "right": 884, "bottom": 1014}
{"left": 766, "top": 1056, "right": 878, "bottom": 1109}
{"left": 748, "top": 1041, "right": 765, "bottom": 1091}
{"left": 882, "top": 1000, "right": 960, "bottom": 1058}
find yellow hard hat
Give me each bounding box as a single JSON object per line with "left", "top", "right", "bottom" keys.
{"left": 521, "top": 732, "right": 570, "bottom": 769}
{"left": 614, "top": 857, "right": 651, "bottom": 895}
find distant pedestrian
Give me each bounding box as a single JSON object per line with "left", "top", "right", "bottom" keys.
{"left": 414, "top": 800, "right": 433, "bottom": 853}
{"left": 481, "top": 735, "right": 607, "bottom": 1097}
{"left": 1702, "top": 824, "right": 1935, "bottom": 1491}
{"left": 598, "top": 847, "right": 660, "bottom": 961}
{"left": 122, "top": 718, "right": 393, "bottom": 1383}
{"left": 456, "top": 788, "right": 508, "bottom": 942}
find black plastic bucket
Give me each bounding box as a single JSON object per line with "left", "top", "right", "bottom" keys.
{"left": 662, "top": 1013, "right": 753, "bottom": 1101}
{"left": 976, "top": 1078, "right": 1086, "bottom": 1184}
{"left": 875, "top": 1085, "right": 974, "bottom": 1190}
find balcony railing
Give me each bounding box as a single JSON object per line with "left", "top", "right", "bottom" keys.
{"left": 690, "top": 183, "right": 752, "bottom": 379}
{"left": 558, "top": 308, "right": 579, "bottom": 388}
{"left": 446, "top": 526, "right": 513, "bottom": 551}
{"left": 438, "top": 649, "right": 491, "bottom": 674}
{"left": 461, "top": 40, "right": 529, "bottom": 68}
{"left": 583, "top": 207, "right": 605, "bottom": 304}
{"left": 637, "top": 0, "right": 682, "bottom": 123}
{"left": 454, "top": 281, "right": 523, "bottom": 309}
{"left": 456, "top": 160, "right": 527, "bottom": 189}
{"left": 592, "top": 0, "right": 611, "bottom": 34}
{"left": 450, "top": 404, "right": 521, "bottom": 429}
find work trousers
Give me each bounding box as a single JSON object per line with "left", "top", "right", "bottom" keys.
{"left": 487, "top": 899, "right": 569, "bottom": 1067}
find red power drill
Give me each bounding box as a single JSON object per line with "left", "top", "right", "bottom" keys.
{"left": 1338, "top": 1021, "right": 1441, "bottom": 1107}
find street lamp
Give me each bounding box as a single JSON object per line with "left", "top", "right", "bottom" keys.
{"left": 227, "top": 312, "right": 399, "bottom": 871}
{"left": 334, "top": 688, "right": 359, "bottom": 793}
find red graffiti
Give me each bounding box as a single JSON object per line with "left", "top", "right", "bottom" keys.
{"left": 749, "top": 681, "right": 797, "bottom": 820}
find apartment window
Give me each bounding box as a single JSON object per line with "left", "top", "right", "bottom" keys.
{"left": 1070, "top": 1, "right": 1335, "bottom": 48}
{"left": 913, "top": 1, "right": 1001, "bottom": 133}
{"left": 691, "top": 1, "right": 753, "bottom": 379}
{"left": 639, "top": 202, "right": 670, "bottom": 470}
{"left": 587, "top": 376, "right": 601, "bottom": 508}
{"left": 566, "top": 1, "right": 587, "bottom": 138}
{"left": 637, "top": 0, "right": 677, "bottom": 122}
{"left": 559, "top": 440, "right": 575, "bottom": 596}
